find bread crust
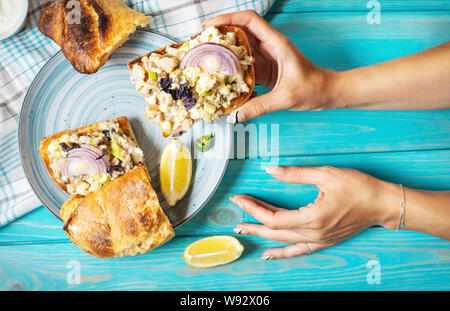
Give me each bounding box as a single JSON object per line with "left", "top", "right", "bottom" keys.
{"left": 128, "top": 25, "right": 256, "bottom": 137}
{"left": 39, "top": 116, "right": 145, "bottom": 194}
{"left": 39, "top": 0, "right": 151, "bottom": 74}
{"left": 61, "top": 166, "right": 175, "bottom": 258}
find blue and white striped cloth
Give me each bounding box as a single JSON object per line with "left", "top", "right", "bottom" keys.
{"left": 0, "top": 0, "right": 275, "bottom": 227}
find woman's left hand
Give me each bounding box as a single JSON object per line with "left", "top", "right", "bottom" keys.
{"left": 230, "top": 165, "right": 400, "bottom": 259}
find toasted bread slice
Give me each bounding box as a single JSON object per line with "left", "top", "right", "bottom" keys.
{"left": 128, "top": 25, "right": 255, "bottom": 137}
{"left": 61, "top": 166, "right": 175, "bottom": 258}
{"left": 39, "top": 116, "right": 145, "bottom": 195}
{"left": 39, "top": 0, "right": 150, "bottom": 74}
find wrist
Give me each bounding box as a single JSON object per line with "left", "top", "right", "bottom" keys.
{"left": 373, "top": 180, "right": 402, "bottom": 230}
{"left": 327, "top": 69, "right": 349, "bottom": 109}
{"left": 308, "top": 68, "right": 342, "bottom": 110}
{"left": 321, "top": 68, "right": 352, "bottom": 110}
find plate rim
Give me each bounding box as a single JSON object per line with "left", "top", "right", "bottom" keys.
{"left": 18, "top": 29, "right": 232, "bottom": 229}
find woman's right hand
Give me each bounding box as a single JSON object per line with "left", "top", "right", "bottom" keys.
{"left": 203, "top": 10, "right": 338, "bottom": 122}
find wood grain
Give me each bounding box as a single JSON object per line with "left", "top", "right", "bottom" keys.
{"left": 0, "top": 230, "right": 448, "bottom": 290}
{"left": 270, "top": 0, "right": 450, "bottom": 13}
{"left": 266, "top": 12, "right": 450, "bottom": 70}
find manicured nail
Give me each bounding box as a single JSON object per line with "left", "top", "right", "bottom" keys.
{"left": 236, "top": 110, "right": 247, "bottom": 122}
{"left": 265, "top": 166, "right": 285, "bottom": 175}
{"left": 233, "top": 227, "right": 247, "bottom": 235}
{"left": 261, "top": 255, "right": 271, "bottom": 260}
{"left": 226, "top": 110, "right": 239, "bottom": 124}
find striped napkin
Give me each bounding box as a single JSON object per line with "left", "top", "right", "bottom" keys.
{"left": 0, "top": 0, "right": 275, "bottom": 227}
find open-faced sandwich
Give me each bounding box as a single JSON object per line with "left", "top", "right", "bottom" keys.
{"left": 39, "top": 116, "right": 145, "bottom": 196}
{"left": 61, "top": 166, "right": 175, "bottom": 258}
{"left": 128, "top": 25, "right": 255, "bottom": 137}
{"left": 39, "top": 0, "right": 151, "bottom": 74}
{"left": 39, "top": 116, "right": 175, "bottom": 258}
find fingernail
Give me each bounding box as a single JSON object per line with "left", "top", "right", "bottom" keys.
{"left": 233, "top": 227, "right": 247, "bottom": 235}
{"left": 261, "top": 255, "right": 271, "bottom": 260}
{"left": 265, "top": 166, "right": 285, "bottom": 175}
{"left": 226, "top": 110, "right": 239, "bottom": 124}
{"left": 236, "top": 110, "right": 247, "bottom": 122}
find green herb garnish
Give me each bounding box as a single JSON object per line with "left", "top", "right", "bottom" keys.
{"left": 196, "top": 134, "right": 214, "bottom": 152}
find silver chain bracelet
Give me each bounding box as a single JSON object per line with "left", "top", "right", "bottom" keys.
{"left": 396, "top": 184, "right": 406, "bottom": 230}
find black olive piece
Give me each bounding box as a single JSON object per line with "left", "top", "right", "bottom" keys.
{"left": 183, "top": 95, "right": 196, "bottom": 110}
{"left": 72, "top": 143, "right": 80, "bottom": 148}
{"left": 102, "top": 130, "right": 111, "bottom": 141}
{"left": 107, "top": 165, "right": 124, "bottom": 176}
{"left": 112, "top": 165, "right": 124, "bottom": 172}
{"left": 159, "top": 77, "right": 172, "bottom": 91}
{"left": 60, "top": 142, "right": 71, "bottom": 152}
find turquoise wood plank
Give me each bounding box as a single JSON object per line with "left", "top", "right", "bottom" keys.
{"left": 2, "top": 149, "right": 449, "bottom": 243}
{"left": 0, "top": 229, "right": 448, "bottom": 291}
{"left": 238, "top": 109, "right": 450, "bottom": 158}
{"left": 270, "top": 0, "right": 450, "bottom": 13}
{"left": 267, "top": 12, "right": 450, "bottom": 70}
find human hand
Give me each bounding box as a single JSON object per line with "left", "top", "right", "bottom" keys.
{"left": 203, "top": 10, "right": 338, "bottom": 122}
{"left": 230, "top": 166, "right": 400, "bottom": 259}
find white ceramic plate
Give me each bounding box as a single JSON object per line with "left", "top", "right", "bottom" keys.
{"left": 19, "top": 30, "right": 232, "bottom": 228}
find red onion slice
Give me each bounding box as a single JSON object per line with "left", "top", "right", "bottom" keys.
{"left": 61, "top": 145, "right": 108, "bottom": 178}
{"left": 67, "top": 148, "right": 98, "bottom": 160}
{"left": 61, "top": 158, "right": 106, "bottom": 178}
{"left": 68, "top": 145, "right": 109, "bottom": 166}
{"left": 80, "top": 144, "right": 103, "bottom": 156}
{"left": 179, "top": 43, "right": 241, "bottom": 77}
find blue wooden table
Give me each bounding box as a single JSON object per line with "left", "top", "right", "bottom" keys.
{"left": 1, "top": 0, "right": 450, "bottom": 291}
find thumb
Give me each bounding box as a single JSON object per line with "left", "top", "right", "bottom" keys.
{"left": 227, "top": 90, "right": 290, "bottom": 123}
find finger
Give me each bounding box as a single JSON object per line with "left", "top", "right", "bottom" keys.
{"left": 232, "top": 22, "right": 278, "bottom": 88}
{"left": 252, "top": 46, "right": 277, "bottom": 87}
{"left": 231, "top": 194, "right": 284, "bottom": 213}
{"left": 203, "top": 10, "right": 283, "bottom": 44}
{"left": 234, "top": 223, "right": 310, "bottom": 244}
{"left": 231, "top": 90, "right": 291, "bottom": 122}
{"left": 265, "top": 166, "right": 327, "bottom": 186}
{"left": 262, "top": 242, "right": 332, "bottom": 259}
{"left": 230, "top": 194, "right": 315, "bottom": 229}
{"left": 244, "top": 29, "right": 260, "bottom": 51}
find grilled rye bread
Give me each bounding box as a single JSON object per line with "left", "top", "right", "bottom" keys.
{"left": 39, "top": 0, "right": 150, "bottom": 74}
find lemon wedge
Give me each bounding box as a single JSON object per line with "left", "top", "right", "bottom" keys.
{"left": 160, "top": 139, "right": 192, "bottom": 206}
{"left": 183, "top": 236, "right": 244, "bottom": 268}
